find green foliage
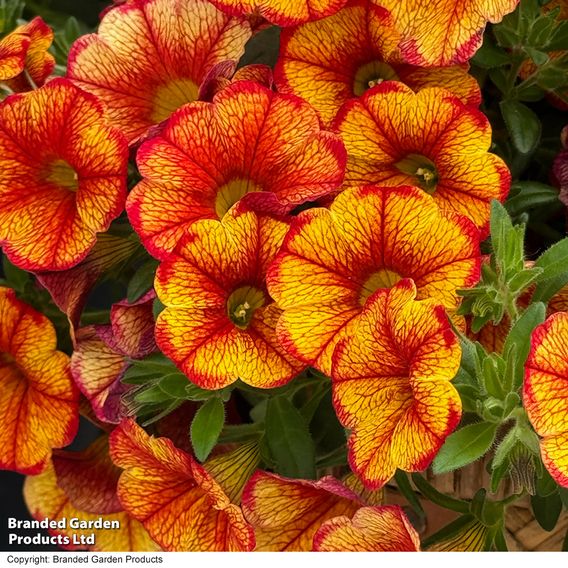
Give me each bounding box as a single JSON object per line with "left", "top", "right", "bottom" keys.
{"left": 433, "top": 422, "right": 498, "bottom": 474}
{"left": 190, "top": 397, "right": 225, "bottom": 462}
{"left": 264, "top": 396, "right": 316, "bottom": 479}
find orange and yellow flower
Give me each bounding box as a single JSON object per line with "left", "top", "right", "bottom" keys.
{"left": 67, "top": 0, "right": 252, "bottom": 144}
{"left": 155, "top": 205, "right": 304, "bottom": 389}
{"left": 267, "top": 185, "right": 480, "bottom": 373}
{"left": 241, "top": 471, "right": 419, "bottom": 551}
{"left": 0, "top": 287, "right": 79, "bottom": 474}
{"left": 128, "top": 80, "right": 345, "bottom": 260}
{"left": 209, "top": 0, "right": 347, "bottom": 27}
{"left": 0, "top": 78, "right": 128, "bottom": 271}
{"left": 25, "top": 437, "right": 160, "bottom": 551}
{"left": 313, "top": 506, "right": 420, "bottom": 551}
{"left": 0, "top": 17, "right": 55, "bottom": 92}
{"left": 524, "top": 312, "right": 568, "bottom": 487}
{"left": 335, "top": 82, "right": 510, "bottom": 233}
{"left": 331, "top": 279, "right": 462, "bottom": 488}
{"left": 71, "top": 292, "right": 156, "bottom": 423}
{"left": 275, "top": 0, "right": 481, "bottom": 128}
{"left": 372, "top": 0, "right": 519, "bottom": 66}
{"left": 110, "top": 419, "right": 256, "bottom": 551}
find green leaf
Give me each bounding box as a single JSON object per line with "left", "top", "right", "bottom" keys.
{"left": 547, "top": 20, "right": 568, "bottom": 50}
{"left": 158, "top": 373, "right": 191, "bottom": 399}
{"left": 134, "top": 384, "right": 173, "bottom": 404}
{"left": 264, "top": 396, "right": 316, "bottom": 479}
{"left": 190, "top": 397, "right": 225, "bottom": 462}
{"left": 433, "top": 422, "right": 498, "bottom": 474}
{"left": 536, "top": 468, "right": 560, "bottom": 497}
{"left": 500, "top": 100, "right": 542, "bottom": 154}
{"left": 525, "top": 47, "right": 549, "bottom": 65}
{"left": 152, "top": 298, "right": 166, "bottom": 319}
{"left": 505, "top": 181, "right": 559, "bottom": 217}
{"left": 127, "top": 259, "right": 159, "bottom": 303}
{"left": 471, "top": 36, "right": 510, "bottom": 68}
{"left": 531, "top": 492, "right": 562, "bottom": 531}
{"left": 532, "top": 271, "right": 568, "bottom": 303}
{"left": 502, "top": 302, "right": 546, "bottom": 389}
{"left": 2, "top": 256, "right": 30, "bottom": 291}
{"left": 185, "top": 382, "right": 218, "bottom": 402}
{"left": 534, "top": 238, "right": 568, "bottom": 282}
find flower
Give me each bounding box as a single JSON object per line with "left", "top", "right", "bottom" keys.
{"left": 0, "top": 17, "right": 55, "bottom": 92}
{"left": 313, "top": 506, "right": 420, "bottom": 551}
{"left": 330, "top": 279, "right": 462, "bottom": 488}
{"left": 241, "top": 471, "right": 419, "bottom": 551}
{"left": 524, "top": 312, "right": 568, "bottom": 487}
{"left": 67, "top": 0, "right": 252, "bottom": 144}
{"left": 128, "top": 80, "right": 346, "bottom": 260}
{"left": 209, "top": 0, "right": 347, "bottom": 27}
{"left": 0, "top": 78, "right": 128, "bottom": 271}
{"left": 155, "top": 205, "right": 304, "bottom": 389}
{"left": 372, "top": 0, "right": 519, "bottom": 65}
{"left": 335, "top": 82, "right": 510, "bottom": 233}
{"left": 110, "top": 419, "right": 257, "bottom": 551}
{"left": 267, "top": 185, "right": 480, "bottom": 373}
{"left": 275, "top": 0, "right": 481, "bottom": 128}
{"left": 0, "top": 287, "right": 79, "bottom": 474}
{"left": 71, "top": 292, "right": 156, "bottom": 423}
{"left": 24, "top": 437, "right": 160, "bottom": 551}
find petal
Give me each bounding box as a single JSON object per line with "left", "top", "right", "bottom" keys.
{"left": 68, "top": 0, "right": 251, "bottom": 143}
{"left": 110, "top": 419, "right": 255, "bottom": 551}
{"left": 210, "top": 0, "right": 347, "bottom": 26}
{"left": 0, "top": 287, "right": 79, "bottom": 474}
{"left": 241, "top": 471, "right": 362, "bottom": 551}
{"left": 24, "top": 463, "right": 159, "bottom": 551}
{"left": 373, "top": 0, "right": 519, "bottom": 65}
{"left": 313, "top": 505, "right": 420, "bottom": 551}
{"left": 331, "top": 281, "right": 462, "bottom": 488}
{"left": 52, "top": 436, "right": 122, "bottom": 514}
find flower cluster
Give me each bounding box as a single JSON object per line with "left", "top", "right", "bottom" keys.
{"left": 3, "top": 0, "right": 568, "bottom": 553}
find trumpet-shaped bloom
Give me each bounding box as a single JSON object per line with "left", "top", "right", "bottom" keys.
{"left": 128, "top": 81, "right": 346, "bottom": 260}
{"left": 0, "top": 287, "right": 79, "bottom": 474}
{"left": 241, "top": 471, "right": 363, "bottom": 550}
{"left": 275, "top": 0, "right": 481, "bottom": 128}
{"left": 372, "top": 0, "right": 519, "bottom": 65}
{"left": 313, "top": 506, "right": 420, "bottom": 551}
{"left": 155, "top": 206, "right": 304, "bottom": 389}
{"left": 335, "top": 82, "right": 510, "bottom": 233}
{"left": 524, "top": 312, "right": 568, "bottom": 487}
{"left": 209, "top": 0, "right": 346, "bottom": 27}
{"left": 71, "top": 292, "right": 156, "bottom": 423}
{"left": 110, "top": 419, "right": 255, "bottom": 551}
{"left": 0, "top": 17, "right": 55, "bottom": 91}
{"left": 67, "top": 0, "right": 252, "bottom": 144}
{"left": 0, "top": 78, "right": 128, "bottom": 271}
{"left": 24, "top": 437, "right": 159, "bottom": 552}
{"left": 267, "top": 185, "right": 479, "bottom": 373}
{"left": 331, "top": 280, "right": 462, "bottom": 488}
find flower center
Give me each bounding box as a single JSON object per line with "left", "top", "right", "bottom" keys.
{"left": 395, "top": 153, "right": 438, "bottom": 194}
{"left": 227, "top": 286, "right": 266, "bottom": 329}
{"left": 359, "top": 269, "right": 402, "bottom": 305}
{"left": 45, "top": 159, "right": 79, "bottom": 191}
{"left": 215, "top": 178, "right": 262, "bottom": 219}
{"left": 353, "top": 61, "right": 399, "bottom": 96}
{"left": 152, "top": 78, "right": 199, "bottom": 123}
